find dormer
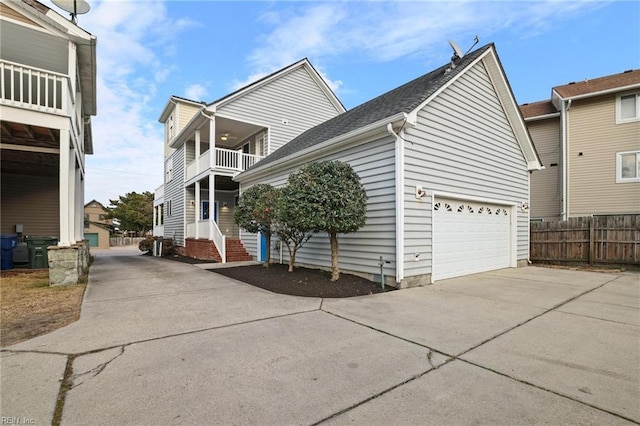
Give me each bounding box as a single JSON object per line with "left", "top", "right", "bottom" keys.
{"left": 158, "top": 96, "right": 205, "bottom": 158}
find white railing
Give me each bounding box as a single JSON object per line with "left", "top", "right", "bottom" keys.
{"left": 0, "top": 60, "right": 71, "bottom": 115}
{"left": 216, "top": 148, "right": 263, "bottom": 171}
{"left": 186, "top": 218, "right": 226, "bottom": 263}
{"left": 186, "top": 148, "right": 264, "bottom": 181}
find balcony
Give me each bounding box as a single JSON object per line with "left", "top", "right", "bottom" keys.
{"left": 1, "top": 60, "right": 73, "bottom": 116}
{"left": 185, "top": 147, "right": 264, "bottom": 182}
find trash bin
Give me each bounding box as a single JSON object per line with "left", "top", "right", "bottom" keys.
{"left": 0, "top": 234, "right": 18, "bottom": 270}
{"left": 26, "top": 237, "right": 58, "bottom": 269}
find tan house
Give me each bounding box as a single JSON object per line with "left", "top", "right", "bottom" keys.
{"left": 521, "top": 69, "right": 640, "bottom": 220}
{"left": 84, "top": 200, "right": 112, "bottom": 248}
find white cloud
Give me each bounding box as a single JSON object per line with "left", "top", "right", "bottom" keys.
{"left": 42, "top": 0, "right": 196, "bottom": 204}
{"left": 184, "top": 84, "right": 209, "bottom": 102}
{"left": 244, "top": 1, "right": 607, "bottom": 95}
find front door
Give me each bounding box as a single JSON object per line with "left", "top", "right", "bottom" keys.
{"left": 259, "top": 232, "right": 267, "bottom": 262}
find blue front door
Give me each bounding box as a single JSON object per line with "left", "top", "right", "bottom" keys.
{"left": 260, "top": 232, "right": 267, "bottom": 262}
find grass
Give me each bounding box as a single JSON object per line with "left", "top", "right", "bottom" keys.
{"left": 1, "top": 270, "right": 86, "bottom": 347}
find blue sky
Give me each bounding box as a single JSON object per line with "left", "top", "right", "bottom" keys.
{"left": 43, "top": 0, "right": 640, "bottom": 206}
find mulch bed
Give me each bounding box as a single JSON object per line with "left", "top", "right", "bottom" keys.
{"left": 156, "top": 252, "right": 395, "bottom": 298}
{"left": 210, "top": 263, "right": 394, "bottom": 298}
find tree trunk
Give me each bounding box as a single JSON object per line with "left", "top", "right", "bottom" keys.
{"left": 330, "top": 231, "right": 339, "bottom": 281}
{"left": 287, "top": 245, "right": 295, "bottom": 272}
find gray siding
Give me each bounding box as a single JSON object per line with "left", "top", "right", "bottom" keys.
{"left": 215, "top": 191, "right": 239, "bottom": 238}
{"left": 1, "top": 173, "right": 59, "bottom": 236}
{"left": 164, "top": 145, "right": 185, "bottom": 245}
{"left": 403, "top": 60, "right": 530, "bottom": 278}
{"left": 241, "top": 135, "right": 397, "bottom": 278}
{"left": 218, "top": 67, "right": 343, "bottom": 156}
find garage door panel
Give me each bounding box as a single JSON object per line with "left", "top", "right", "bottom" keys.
{"left": 433, "top": 198, "right": 511, "bottom": 281}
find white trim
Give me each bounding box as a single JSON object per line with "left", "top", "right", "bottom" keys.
{"left": 615, "top": 92, "right": 640, "bottom": 124}
{"left": 616, "top": 150, "right": 640, "bottom": 183}
{"left": 0, "top": 143, "right": 59, "bottom": 154}
{"left": 524, "top": 112, "right": 561, "bottom": 122}
{"left": 553, "top": 82, "right": 640, "bottom": 102}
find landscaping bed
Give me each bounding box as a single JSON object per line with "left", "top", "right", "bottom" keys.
{"left": 211, "top": 263, "right": 394, "bottom": 298}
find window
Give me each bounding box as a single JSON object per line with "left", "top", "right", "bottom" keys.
{"left": 616, "top": 151, "right": 640, "bottom": 183}
{"left": 617, "top": 93, "right": 640, "bottom": 123}
{"left": 166, "top": 113, "right": 175, "bottom": 142}
{"left": 166, "top": 200, "right": 172, "bottom": 217}
{"left": 165, "top": 157, "right": 173, "bottom": 182}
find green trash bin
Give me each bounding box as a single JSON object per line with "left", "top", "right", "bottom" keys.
{"left": 26, "top": 237, "right": 58, "bottom": 269}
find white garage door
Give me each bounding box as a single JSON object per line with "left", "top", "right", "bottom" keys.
{"left": 433, "top": 198, "right": 511, "bottom": 281}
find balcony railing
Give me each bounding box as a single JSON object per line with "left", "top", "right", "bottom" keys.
{"left": 0, "top": 60, "right": 72, "bottom": 115}
{"left": 186, "top": 148, "right": 264, "bottom": 182}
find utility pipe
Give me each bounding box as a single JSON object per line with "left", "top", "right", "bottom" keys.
{"left": 387, "top": 120, "right": 406, "bottom": 284}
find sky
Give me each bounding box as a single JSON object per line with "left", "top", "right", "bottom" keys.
{"left": 42, "top": 0, "right": 640, "bottom": 207}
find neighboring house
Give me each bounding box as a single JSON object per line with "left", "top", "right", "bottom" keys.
{"left": 236, "top": 43, "right": 542, "bottom": 286}
{"left": 0, "top": 0, "right": 96, "bottom": 249}
{"left": 84, "top": 200, "right": 112, "bottom": 248}
{"left": 153, "top": 59, "right": 345, "bottom": 261}
{"left": 521, "top": 69, "right": 640, "bottom": 220}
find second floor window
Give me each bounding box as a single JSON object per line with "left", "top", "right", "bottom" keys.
{"left": 166, "top": 157, "right": 173, "bottom": 182}
{"left": 617, "top": 93, "right": 639, "bottom": 123}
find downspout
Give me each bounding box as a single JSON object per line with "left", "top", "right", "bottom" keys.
{"left": 560, "top": 99, "right": 571, "bottom": 220}
{"left": 387, "top": 121, "right": 405, "bottom": 284}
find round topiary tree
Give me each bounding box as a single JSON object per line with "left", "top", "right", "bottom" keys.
{"left": 285, "top": 160, "right": 367, "bottom": 281}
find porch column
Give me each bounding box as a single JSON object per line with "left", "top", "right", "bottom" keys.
{"left": 209, "top": 116, "right": 215, "bottom": 169}
{"left": 195, "top": 129, "right": 201, "bottom": 174}
{"left": 209, "top": 174, "right": 215, "bottom": 241}
{"left": 67, "top": 149, "right": 77, "bottom": 244}
{"left": 75, "top": 166, "right": 83, "bottom": 242}
{"left": 59, "top": 130, "right": 72, "bottom": 246}
{"left": 195, "top": 180, "right": 201, "bottom": 239}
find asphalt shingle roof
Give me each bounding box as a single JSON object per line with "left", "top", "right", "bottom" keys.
{"left": 246, "top": 43, "right": 493, "bottom": 172}
{"left": 520, "top": 100, "right": 558, "bottom": 119}
{"left": 553, "top": 69, "right": 640, "bottom": 99}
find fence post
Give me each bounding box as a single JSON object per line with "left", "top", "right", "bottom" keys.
{"left": 589, "top": 216, "right": 595, "bottom": 266}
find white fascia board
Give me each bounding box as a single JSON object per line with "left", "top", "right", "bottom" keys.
{"left": 524, "top": 112, "right": 561, "bottom": 122}
{"left": 481, "top": 49, "right": 542, "bottom": 171}
{"left": 159, "top": 96, "right": 204, "bottom": 122}
{"left": 303, "top": 64, "right": 346, "bottom": 113}
{"left": 553, "top": 83, "right": 640, "bottom": 102}
{"left": 236, "top": 112, "right": 409, "bottom": 183}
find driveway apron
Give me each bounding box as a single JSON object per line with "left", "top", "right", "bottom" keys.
{"left": 1, "top": 247, "right": 638, "bottom": 425}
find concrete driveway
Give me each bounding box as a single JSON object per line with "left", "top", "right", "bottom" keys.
{"left": 2, "top": 247, "right": 638, "bottom": 425}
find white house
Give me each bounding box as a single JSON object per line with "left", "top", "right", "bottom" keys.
{"left": 235, "top": 43, "right": 542, "bottom": 286}
{"left": 153, "top": 59, "right": 345, "bottom": 261}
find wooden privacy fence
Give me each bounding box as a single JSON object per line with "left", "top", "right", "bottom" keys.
{"left": 530, "top": 215, "right": 640, "bottom": 266}
{"left": 109, "top": 237, "right": 145, "bottom": 247}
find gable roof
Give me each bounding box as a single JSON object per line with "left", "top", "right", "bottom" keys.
{"left": 206, "top": 58, "right": 345, "bottom": 113}
{"left": 238, "top": 43, "right": 541, "bottom": 178}
{"left": 158, "top": 95, "right": 206, "bottom": 123}
{"left": 553, "top": 69, "right": 640, "bottom": 99}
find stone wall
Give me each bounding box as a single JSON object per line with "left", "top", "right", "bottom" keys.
{"left": 48, "top": 241, "right": 90, "bottom": 286}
